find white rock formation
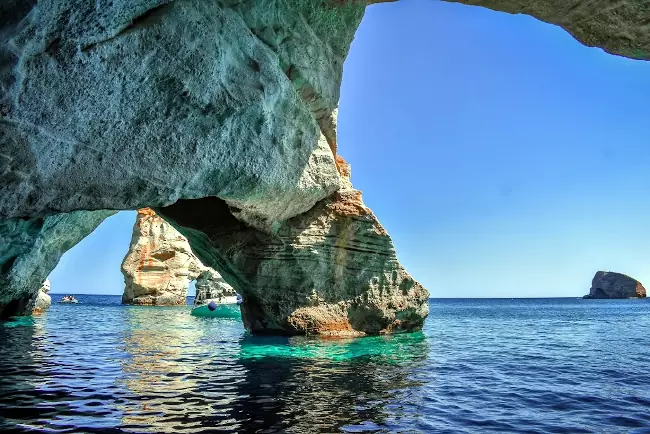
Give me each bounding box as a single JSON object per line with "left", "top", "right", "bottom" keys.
{"left": 26, "top": 279, "right": 52, "bottom": 315}
{"left": 121, "top": 208, "right": 234, "bottom": 306}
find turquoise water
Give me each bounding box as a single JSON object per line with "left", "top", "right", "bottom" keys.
{"left": 2, "top": 296, "right": 650, "bottom": 433}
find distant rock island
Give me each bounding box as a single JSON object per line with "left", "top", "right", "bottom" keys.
{"left": 584, "top": 271, "right": 646, "bottom": 299}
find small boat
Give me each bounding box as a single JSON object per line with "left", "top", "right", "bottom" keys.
{"left": 59, "top": 296, "right": 79, "bottom": 304}
{"left": 191, "top": 283, "right": 241, "bottom": 318}
{"left": 191, "top": 295, "right": 241, "bottom": 318}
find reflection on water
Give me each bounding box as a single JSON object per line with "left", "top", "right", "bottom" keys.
{"left": 6, "top": 296, "right": 650, "bottom": 433}
{"left": 118, "top": 307, "right": 207, "bottom": 432}
{"left": 0, "top": 295, "right": 428, "bottom": 433}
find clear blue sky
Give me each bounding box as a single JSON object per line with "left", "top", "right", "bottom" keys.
{"left": 50, "top": 0, "right": 650, "bottom": 298}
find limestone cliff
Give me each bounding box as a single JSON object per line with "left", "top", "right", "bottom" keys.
{"left": 0, "top": 211, "right": 113, "bottom": 319}
{"left": 121, "top": 208, "right": 234, "bottom": 306}
{"left": 584, "top": 271, "right": 646, "bottom": 299}
{"left": 2, "top": 0, "right": 649, "bottom": 332}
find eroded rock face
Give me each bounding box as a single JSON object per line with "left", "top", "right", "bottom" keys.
{"left": 25, "top": 279, "right": 51, "bottom": 315}
{"left": 0, "top": 0, "right": 363, "bottom": 224}
{"left": 158, "top": 159, "right": 429, "bottom": 336}
{"left": 584, "top": 271, "right": 647, "bottom": 299}
{"left": 195, "top": 268, "right": 237, "bottom": 304}
{"left": 121, "top": 208, "right": 234, "bottom": 306}
{"left": 0, "top": 211, "right": 112, "bottom": 319}
{"left": 441, "top": 0, "right": 650, "bottom": 61}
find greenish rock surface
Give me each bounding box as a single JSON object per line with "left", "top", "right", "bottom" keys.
{"left": 0, "top": 211, "right": 113, "bottom": 318}
{"left": 0, "top": 0, "right": 361, "bottom": 225}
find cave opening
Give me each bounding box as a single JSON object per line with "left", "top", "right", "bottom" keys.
{"left": 37, "top": 208, "right": 243, "bottom": 324}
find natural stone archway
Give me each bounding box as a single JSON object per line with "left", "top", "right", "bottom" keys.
{"left": 0, "top": 210, "right": 114, "bottom": 318}
{"left": 158, "top": 158, "right": 428, "bottom": 335}
{"left": 0, "top": 0, "right": 352, "bottom": 222}
{"left": 1, "top": 0, "right": 648, "bottom": 332}
{"left": 121, "top": 207, "right": 235, "bottom": 306}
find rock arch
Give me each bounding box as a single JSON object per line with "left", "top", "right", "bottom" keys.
{"left": 121, "top": 207, "right": 235, "bottom": 306}
{"left": 1, "top": 0, "right": 647, "bottom": 334}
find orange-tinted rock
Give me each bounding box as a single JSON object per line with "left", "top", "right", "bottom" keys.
{"left": 158, "top": 162, "right": 429, "bottom": 336}
{"left": 121, "top": 209, "right": 233, "bottom": 306}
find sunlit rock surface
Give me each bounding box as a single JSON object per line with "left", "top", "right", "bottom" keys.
{"left": 121, "top": 208, "right": 234, "bottom": 306}
{"left": 25, "top": 279, "right": 51, "bottom": 315}
{"left": 0, "top": 0, "right": 363, "bottom": 224}
{"left": 0, "top": 211, "right": 112, "bottom": 318}
{"left": 584, "top": 271, "right": 647, "bottom": 299}
{"left": 440, "top": 0, "right": 650, "bottom": 61}
{"left": 2, "top": 0, "right": 649, "bottom": 331}
{"left": 195, "top": 268, "right": 237, "bottom": 305}
{"left": 158, "top": 158, "right": 429, "bottom": 336}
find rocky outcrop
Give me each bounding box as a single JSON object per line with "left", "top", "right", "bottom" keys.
{"left": 584, "top": 271, "right": 647, "bottom": 299}
{"left": 3, "top": 1, "right": 646, "bottom": 222}
{"left": 25, "top": 279, "right": 51, "bottom": 315}
{"left": 0, "top": 211, "right": 113, "bottom": 319}
{"left": 121, "top": 208, "right": 234, "bottom": 306}
{"left": 195, "top": 268, "right": 237, "bottom": 304}
{"left": 158, "top": 159, "right": 429, "bottom": 336}
{"left": 2, "top": 0, "right": 649, "bottom": 331}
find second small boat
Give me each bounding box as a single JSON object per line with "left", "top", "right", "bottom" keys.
{"left": 191, "top": 277, "right": 241, "bottom": 318}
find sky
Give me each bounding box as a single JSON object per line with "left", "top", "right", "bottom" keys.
{"left": 50, "top": 0, "right": 650, "bottom": 298}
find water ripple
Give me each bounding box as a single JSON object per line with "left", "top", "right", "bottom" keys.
{"left": 1, "top": 296, "right": 650, "bottom": 432}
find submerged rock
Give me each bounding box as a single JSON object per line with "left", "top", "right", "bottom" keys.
{"left": 121, "top": 208, "right": 234, "bottom": 306}
{"left": 584, "top": 271, "right": 647, "bottom": 299}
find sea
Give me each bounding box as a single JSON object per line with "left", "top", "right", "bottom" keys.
{"left": 1, "top": 296, "right": 650, "bottom": 433}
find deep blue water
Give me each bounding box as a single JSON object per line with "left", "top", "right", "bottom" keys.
{"left": 1, "top": 296, "right": 650, "bottom": 433}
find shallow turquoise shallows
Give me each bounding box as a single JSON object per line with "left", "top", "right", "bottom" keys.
{"left": 2, "top": 296, "right": 650, "bottom": 433}
{"left": 190, "top": 302, "right": 242, "bottom": 319}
